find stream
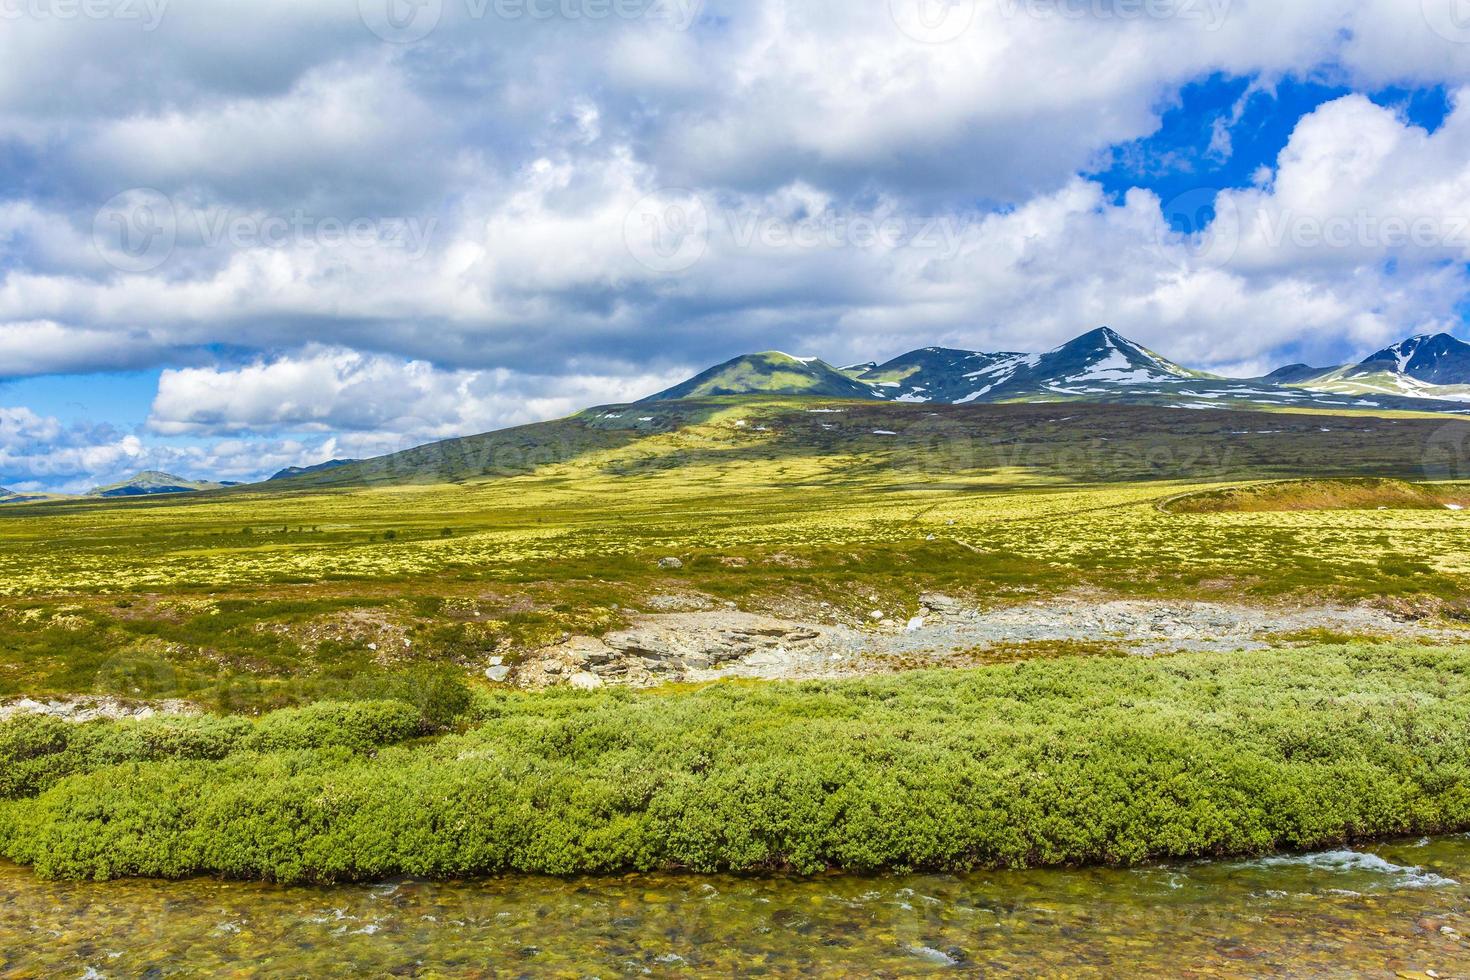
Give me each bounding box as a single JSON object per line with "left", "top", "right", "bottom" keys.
{"left": 5, "top": 837, "right": 1470, "bottom": 976}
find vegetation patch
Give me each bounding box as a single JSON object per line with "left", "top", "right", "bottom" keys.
{"left": 1164, "top": 478, "right": 1470, "bottom": 514}
{"left": 4, "top": 643, "right": 1470, "bottom": 882}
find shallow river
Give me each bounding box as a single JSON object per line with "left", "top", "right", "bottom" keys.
{"left": 5, "top": 838, "right": 1470, "bottom": 976}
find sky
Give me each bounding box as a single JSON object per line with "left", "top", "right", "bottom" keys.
{"left": 3, "top": 0, "right": 1470, "bottom": 492}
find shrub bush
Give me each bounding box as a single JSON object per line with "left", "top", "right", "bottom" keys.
{"left": 0, "top": 702, "right": 420, "bottom": 802}
{"left": 5, "top": 644, "right": 1470, "bottom": 882}
{"left": 245, "top": 701, "right": 420, "bottom": 753}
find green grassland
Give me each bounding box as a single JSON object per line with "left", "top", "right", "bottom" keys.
{"left": 4, "top": 643, "right": 1470, "bottom": 882}
{"left": 5, "top": 398, "right": 1470, "bottom": 881}
{"left": 2, "top": 400, "right": 1470, "bottom": 709}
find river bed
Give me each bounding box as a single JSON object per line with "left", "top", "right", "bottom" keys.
{"left": 5, "top": 837, "right": 1470, "bottom": 976}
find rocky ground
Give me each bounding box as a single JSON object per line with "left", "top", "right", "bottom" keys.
{"left": 0, "top": 695, "right": 199, "bottom": 723}
{"left": 6, "top": 595, "right": 1466, "bottom": 720}
{"left": 516, "top": 593, "right": 1470, "bottom": 690}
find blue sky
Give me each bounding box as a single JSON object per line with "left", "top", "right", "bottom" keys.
{"left": 1096, "top": 75, "right": 1453, "bottom": 213}
{"left": 2, "top": 2, "right": 1470, "bottom": 492}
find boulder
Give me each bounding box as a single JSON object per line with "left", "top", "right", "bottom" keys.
{"left": 562, "top": 636, "right": 618, "bottom": 667}
{"left": 569, "top": 672, "right": 604, "bottom": 690}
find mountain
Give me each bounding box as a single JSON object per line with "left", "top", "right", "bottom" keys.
{"left": 644, "top": 328, "right": 1470, "bottom": 414}
{"left": 846, "top": 328, "right": 1201, "bottom": 405}
{"left": 1275, "top": 333, "right": 1470, "bottom": 402}
{"left": 642, "top": 351, "right": 878, "bottom": 401}
{"left": 0, "top": 487, "right": 51, "bottom": 505}
{"left": 957, "top": 327, "right": 1202, "bottom": 403}
{"left": 855, "top": 327, "right": 1447, "bottom": 412}
{"left": 851, "top": 347, "right": 1029, "bottom": 403}
{"left": 1354, "top": 334, "right": 1470, "bottom": 384}
{"left": 1258, "top": 363, "right": 1335, "bottom": 385}
{"left": 88, "top": 471, "right": 227, "bottom": 498}
{"left": 253, "top": 328, "right": 1470, "bottom": 493}
{"left": 269, "top": 459, "right": 360, "bottom": 481}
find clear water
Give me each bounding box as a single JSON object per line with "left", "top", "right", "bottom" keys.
{"left": 5, "top": 837, "right": 1470, "bottom": 976}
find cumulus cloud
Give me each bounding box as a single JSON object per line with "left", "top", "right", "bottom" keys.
{"left": 2, "top": 0, "right": 1470, "bottom": 487}
{"left": 148, "top": 346, "right": 688, "bottom": 441}
{"left": 0, "top": 400, "right": 481, "bottom": 494}
{"left": 0, "top": 406, "right": 146, "bottom": 493}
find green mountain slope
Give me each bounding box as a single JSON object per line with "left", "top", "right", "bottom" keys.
{"left": 88, "top": 471, "right": 228, "bottom": 498}
{"left": 269, "top": 459, "right": 361, "bottom": 481}
{"left": 262, "top": 394, "right": 1469, "bottom": 492}
{"left": 642, "top": 352, "right": 878, "bottom": 401}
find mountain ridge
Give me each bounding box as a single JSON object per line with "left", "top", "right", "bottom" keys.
{"left": 645, "top": 327, "right": 1470, "bottom": 414}
{"left": 87, "top": 470, "right": 230, "bottom": 498}
{"left": 1274, "top": 333, "right": 1470, "bottom": 402}
{"left": 269, "top": 459, "right": 361, "bottom": 481}
{"left": 10, "top": 328, "right": 1470, "bottom": 502}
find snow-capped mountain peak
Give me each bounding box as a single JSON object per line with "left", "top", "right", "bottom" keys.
{"left": 1040, "top": 327, "right": 1195, "bottom": 388}
{"left": 648, "top": 328, "right": 1470, "bottom": 414}
{"left": 1359, "top": 333, "right": 1470, "bottom": 381}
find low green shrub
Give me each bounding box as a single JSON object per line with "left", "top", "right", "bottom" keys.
{"left": 244, "top": 701, "right": 420, "bottom": 753}
{"left": 0, "top": 716, "right": 73, "bottom": 799}
{"left": 5, "top": 644, "right": 1470, "bottom": 882}
{"left": 0, "top": 701, "right": 419, "bottom": 802}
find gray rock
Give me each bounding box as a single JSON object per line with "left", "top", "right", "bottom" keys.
{"left": 543, "top": 661, "right": 564, "bottom": 675}
{"left": 605, "top": 629, "right": 673, "bottom": 658}
{"left": 485, "top": 665, "right": 512, "bottom": 683}
{"left": 0, "top": 696, "right": 198, "bottom": 723}
{"left": 657, "top": 557, "right": 684, "bottom": 569}
{"left": 919, "top": 593, "right": 962, "bottom": 613}
{"left": 562, "top": 636, "right": 618, "bottom": 666}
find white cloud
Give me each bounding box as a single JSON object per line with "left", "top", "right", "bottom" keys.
{"left": 1224, "top": 92, "right": 1470, "bottom": 271}
{"left": 148, "top": 346, "right": 688, "bottom": 441}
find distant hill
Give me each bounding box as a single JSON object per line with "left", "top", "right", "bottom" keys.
{"left": 88, "top": 471, "right": 227, "bottom": 498}
{"left": 0, "top": 487, "right": 52, "bottom": 505}
{"left": 269, "top": 459, "right": 361, "bottom": 481}
{"left": 1258, "top": 363, "right": 1334, "bottom": 385}
{"left": 642, "top": 352, "right": 879, "bottom": 401}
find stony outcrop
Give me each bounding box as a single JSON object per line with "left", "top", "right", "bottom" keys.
{"left": 513, "top": 594, "right": 1469, "bottom": 691}
{"left": 526, "top": 612, "right": 828, "bottom": 687}
{"left": 0, "top": 696, "right": 198, "bottom": 723}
